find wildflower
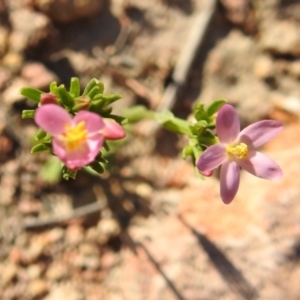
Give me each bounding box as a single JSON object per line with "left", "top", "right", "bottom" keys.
{"left": 196, "top": 104, "right": 282, "bottom": 204}
{"left": 35, "top": 104, "right": 105, "bottom": 169}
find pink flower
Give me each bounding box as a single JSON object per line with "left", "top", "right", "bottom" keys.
{"left": 35, "top": 104, "right": 105, "bottom": 170}
{"left": 197, "top": 104, "right": 283, "bottom": 204}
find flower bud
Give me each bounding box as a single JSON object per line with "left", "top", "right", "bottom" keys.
{"left": 40, "top": 93, "right": 59, "bottom": 105}
{"left": 73, "top": 96, "right": 91, "bottom": 111}
{"left": 101, "top": 119, "right": 126, "bottom": 140}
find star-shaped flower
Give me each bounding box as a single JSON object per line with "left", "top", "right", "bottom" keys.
{"left": 197, "top": 104, "right": 283, "bottom": 204}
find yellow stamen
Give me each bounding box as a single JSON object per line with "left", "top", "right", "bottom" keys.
{"left": 226, "top": 142, "right": 248, "bottom": 159}
{"left": 62, "top": 121, "right": 87, "bottom": 151}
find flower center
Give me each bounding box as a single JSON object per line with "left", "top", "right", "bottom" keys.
{"left": 62, "top": 121, "right": 88, "bottom": 151}
{"left": 226, "top": 142, "right": 248, "bottom": 159}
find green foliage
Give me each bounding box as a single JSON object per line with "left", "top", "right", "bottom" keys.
{"left": 57, "top": 84, "right": 74, "bottom": 108}
{"left": 69, "top": 77, "right": 80, "bottom": 97}
{"left": 155, "top": 110, "right": 192, "bottom": 135}
{"left": 22, "top": 110, "right": 35, "bottom": 119}
{"left": 35, "top": 129, "right": 47, "bottom": 140}
{"left": 206, "top": 99, "right": 227, "bottom": 116}
{"left": 39, "top": 156, "right": 62, "bottom": 183}
{"left": 19, "top": 87, "right": 43, "bottom": 103}
{"left": 62, "top": 166, "right": 77, "bottom": 180}
{"left": 31, "top": 142, "right": 51, "bottom": 153}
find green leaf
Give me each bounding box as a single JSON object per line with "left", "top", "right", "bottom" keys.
{"left": 89, "top": 100, "right": 110, "bottom": 114}
{"left": 107, "top": 114, "right": 127, "bottom": 124}
{"left": 57, "top": 85, "right": 74, "bottom": 107}
{"left": 101, "top": 94, "right": 122, "bottom": 106}
{"left": 195, "top": 167, "right": 205, "bottom": 180}
{"left": 22, "top": 109, "right": 35, "bottom": 119}
{"left": 200, "top": 130, "right": 218, "bottom": 146}
{"left": 62, "top": 166, "right": 77, "bottom": 180}
{"left": 19, "top": 87, "right": 43, "bottom": 103}
{"left": 88, "top": 162, "right": 104, "bottom": 174}
{"left": 87, "top": 85, "right": 100, "bottom": 99}
{"left": 35, "top": 129, "right": 47, "bottom": 140}
{"left": 49, "top": 81, "right": 59, "bottom": 95}
{"left": 206, "top": 99, "right": 227, "bottom": 116}
{"left": 156, "top": 111, "right": 192, "bottom": 135}
{"left": 31, "top": 143, "right": 51, "bottom": 153}
{"left": 96, "top": 80, "right": 105, "bottom": 94}
{"left": 93, "top": 94, "right": 103, "bottom": 101}
{"left": 103, "top": 141, "right": 110, "bottom": 152}
{"left": 100, "top": 107, "right": 113, "bottom": 117}
{"left": 94, "top": 152, "right": 108, "bottom": 164}
{"left": 191, "top": 120, "right": 208, "bottom": 135}
{"left": 39, "top": 156, "right": 62, "bottom": 183}
{"left": 83, "top": 78, "right": 98, "bottom": 95}
{"left": 70, "top": 77, "right": 80, "bottom": 97}
{"left": 181, "top": 145, "right": 194, "bottom": 159}
{"left": 123, "top": 105, "right": 154, "bottom": 123}
{"left": 193, "top": 103, "right": 207, "bottom": 121}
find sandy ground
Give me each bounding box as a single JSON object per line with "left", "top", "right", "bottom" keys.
{"left": 1, "top": 0, "right": 300, "bottom": 299}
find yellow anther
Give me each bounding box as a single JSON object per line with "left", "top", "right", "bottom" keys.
{"left": 62, "top": 121, "right": 88, "bottom": 151}
{"left": 226, "top": 142, "right": 248, "bottom": 159}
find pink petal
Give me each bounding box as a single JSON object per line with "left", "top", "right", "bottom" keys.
{"left": 52, "top": 134, "right": 104, "bottom": 169}
{"left": 237, "top": 150, "right": 282, "bottom": 180}
{"left": 196, "top": 144, "right": 226, "bottom": 172}
{"left": 220, "top": 160, "right": 240, "bottom": 204}
{"left": 238, "top": 120, "right": 282, "bottom": 148}
{"left": 73, "top": 111, "right": 104, "bottom": 133}
{"left": 216, "top": 104, "right": 240, "bottom": 144}
{"left": 101, "top": 119, "right": 126, "bottom": 140}
{"left": 35, "top": 104, "right": 72, "bottom": 135}
{"left": 199, "top": 169, "right": 213, "bottom": 177}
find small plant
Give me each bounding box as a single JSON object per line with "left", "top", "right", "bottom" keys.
{"left": 20, "top": 77, "right": 282, "bottom": 203}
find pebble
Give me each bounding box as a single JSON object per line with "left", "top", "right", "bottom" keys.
{"left": 9, "top": 8, "right": 51, "bottom": 52}
{"left": 2, "top": 77, "right": 28, "bottom": 105}
{"left": 2, "top": 52, "right": 24, "bottom": 72}
{"left": 43, "top": 283, "right": 83, "bottom": 300}
{"left": 72, "top": 254, "right": 101, "bottom": 270}
{"left": 46, "top": 262, "right": 68, "bottom": 281}
{"left": 273, "top": 95, "right": 300, "bottom": 118}
{"left": 0, "top": 263, "right": 18, "bottom": 287}
{"left": 79, "top": 243, "right": 99, "bottom": 257}
{"left": 260, "top": 20, "right": 300, "bottom": 56}
{"left": 21, "top": 62, "right": 58, "bottom": 89}
{"left": 18, "top": 198, "right": 42, "bottom": 215}
{"left": 288, "top": 60, "right": 300, "bottom": 78}
{"left": 0, "top": 25, "right": 9, "bottom": 56}
{"left": 46, "top": 227, "right": 65, "bottom": 244}
{"left": 253, "top": 54, "right": 274, "bottom": 79}
{"left": 97, "top": 218, "right": 121, "bottom": 238}
{"left": 85, "top": 227, "right": 98, "bottom": 242}
{"left": 66, "top": 225, "right": 84, "bottom": 245}
{"left": 34, "top": 0, "right": 103, "bottom": 23}
{"left": 28, "top": 279, "right": 48, "bottom": 298}
{"left": 0, "top": 68, "right": 12, "bottom": 91}
{"left": 135, "top": 183, "right": 153, "bottom": 198}
{"left": 26, "top": 264, "right": 42, "bottom": 280}
{"left": 22, "top": 235, "right": 49, "bottom": 264}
